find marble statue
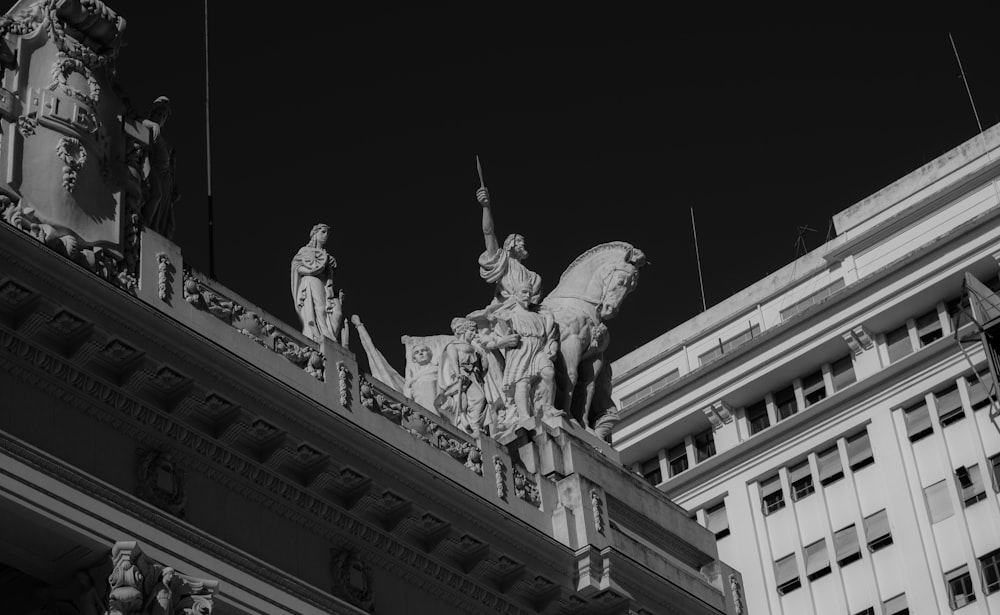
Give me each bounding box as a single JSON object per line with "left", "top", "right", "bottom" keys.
{"left": 403, "top": 343, "right": 440, "bottom": 414}
{"left": 142, "top": 96, "right": 179, "bottom": 239}
{"left": 542, "top": 242, "right": 646, "bottom": 442}
{"left": 437, "top": 317, "right": 502, "bottom": 437}
{"left": 291, "top": 223, "right": 346, "bottom": 346}
{"left": 475, "top": 187, "right": 542, "bottom": 310}
{"left": 489, "top": 282, "right": 560, "bottom": 430}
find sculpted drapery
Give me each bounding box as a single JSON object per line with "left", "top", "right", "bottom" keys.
{"left": 291, "top": 223, "right": 344, "bottom": 345}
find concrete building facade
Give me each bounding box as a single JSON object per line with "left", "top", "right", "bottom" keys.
{"left": 612, "top": 125, "right": 1000, "bottom": 615}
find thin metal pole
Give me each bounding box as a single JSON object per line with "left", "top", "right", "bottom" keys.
{"left": 949, "top": 33, "right": 1000, "bottom": 205}
{"left": 691, "top": 207, "right": 707, "bottom": 312}
{"left": 205, "top": 0, "right": 215, "bottom": 279}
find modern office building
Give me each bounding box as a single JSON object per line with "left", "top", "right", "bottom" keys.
{"left": 612, "top": 123, "right": 1000, "bottom": 615}
{"left": 0, "top": 1, "right": 746, "bottom": 613}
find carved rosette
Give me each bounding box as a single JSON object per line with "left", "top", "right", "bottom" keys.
{"left": 330, "top": 549, "right": 375, "bottom": 613}
{"left": 136, "top": 449, "right": 187, "bottom": 518}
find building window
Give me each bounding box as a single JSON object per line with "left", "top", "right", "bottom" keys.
{"left": 904, "top": 401, "right": 933, "bottom": 442}
{"left": 925, "top": 480, "right": 954, "bottom": 523}
{"left": 621, "top": 368, "right": 680, "bottom": 409}
{"left": 817, "top": 445, "right": 844, "bottom": 486}
{"left": 761, "top": 474, "right": 785, "bottom": 515}
{"left": 746, "top": 399, "right": 770, "bottom": 435}
{"left": 698, "top": 324, "right": 762, "bottom": 366}
{"left": 936, "top": 384, "right": 965, "bottom": 426}
{"left": 830, "top": 355, "right": 856, "bottom": 392}
{"left": 864, "top": 509, "right": 892, "bottom": 552}
{"left": 991, "top": 454, "right": 1000, "bottom": 493}
{"left": 883, "top": 594, "right": 908, "bottom": 615}
{"left": 834, "top": 524, "right": 861, "bottom": 566}
{"left": 640, "top": 456, "right": 661, "bottom": 486}
{"left": 802, "top": 370, "right": 827, "bottom": 407}
{"left": 774, "top": 553, "right": 800, "bottom": 595}
{"left": 694, "top": 429, "right": 716, "bottom": 463}
{"left": 980, "top": 549, "right": 1000, "bottom": 595}
{"left": 774, "top": 386, "right": 797, "bottom": 421}
{"left": 805, "top": 539, "right": 831, "bottom": 581}
{"left": 846, "top": 430, "right": 874, "bottom": 471}
{"left": 916, "top": 309, "right": 943, "bottom": 346}
{"left": 706, "top": 501, "right": 730, "bottom": 539}
{"left": 667, "top": 443, "right": 688, "bottom": 477}
{"left": 956, "top": 465, "right": 986, "bottom": 507}
{"left": 885, "top": 324, "right": 913, "bottom": 363}
{"left": 967, "top": 369, "right": 995, "bottom": 412}
{"left": 946, "top": 565, "right": 976, "bottom": 609}
{"left": 779, "top": 279, "right": 846, "bottom": 321}
{"left": 853, "top": 609, "right": 875, "bottom": 615}
{"left": 789, "top": 461, "right": 814, "bottom": 500}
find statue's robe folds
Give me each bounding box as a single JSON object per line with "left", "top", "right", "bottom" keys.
{"left": 495, "top": 306, "right": 556, "bottom": 390}
{"left": 478, "top": 248, "right": 542, "bottom": 306}
{"left": 290, "top": 247, "right": 338, "bottom": 344}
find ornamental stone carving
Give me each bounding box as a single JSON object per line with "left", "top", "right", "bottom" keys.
{"left": 0, "top": 0, "right": 152, "bottom": 292}
{"left": 106, "top": 540, "right": 218, "bottom": 615}
{"left": 136, "top": 449, "right": 186, "bottom": 518}
{"left": 330, "top": 548, "right": 375, "bottom": 613}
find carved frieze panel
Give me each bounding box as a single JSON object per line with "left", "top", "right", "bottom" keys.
{"left": 136, "top": 448, "right": 187, "bottom": 518}
{"left": 330, "top": 549, "right": 375, "bottom": 613}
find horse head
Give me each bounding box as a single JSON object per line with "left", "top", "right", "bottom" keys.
{"left": 548, "top": 242, "right": 647, "bottom": 322}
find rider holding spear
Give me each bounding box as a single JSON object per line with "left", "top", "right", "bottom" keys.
{"left": 474, "top": 156, "right": 543, "bottom": 309}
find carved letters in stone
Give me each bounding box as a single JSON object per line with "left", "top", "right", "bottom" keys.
{"left": 330, "top": 548, "right": 375, "bottom": 613}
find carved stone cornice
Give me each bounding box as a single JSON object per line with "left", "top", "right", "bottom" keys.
{"left": 0, "top": 328, "right": 566, "bottom": 614}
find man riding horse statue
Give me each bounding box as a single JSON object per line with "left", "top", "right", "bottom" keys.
{"left": 473, "top": 185, "right": 646, "bottom": 442}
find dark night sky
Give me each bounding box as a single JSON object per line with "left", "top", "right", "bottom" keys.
{"left": 111, "top": 7, "right": 1000, "bottom": 374}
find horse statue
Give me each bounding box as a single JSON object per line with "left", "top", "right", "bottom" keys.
{"left": 543, "top": 242, "right": 647, "bottom": 442}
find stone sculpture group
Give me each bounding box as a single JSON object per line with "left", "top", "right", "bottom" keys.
{"left": 306, "top": 176, "right": 646, "bottom": 443}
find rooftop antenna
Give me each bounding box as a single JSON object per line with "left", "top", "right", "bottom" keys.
{"left": 690, "top": 207, "right": 707, "bottom": 312}
{"left": 949, "top": 33, "right": 1000, "bottom": 205}
{"left": 204, "top": 0, "right": 215, "bottom": 279}
{"left": 825, "top": 218, "right": 835, "bottom": 242}
{"left": 794, "top": 225, "right": 815, "bottom": 257}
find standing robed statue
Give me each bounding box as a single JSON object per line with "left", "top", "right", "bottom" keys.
{"left": 291, "top": 223, "right": 347, "bottom": 347}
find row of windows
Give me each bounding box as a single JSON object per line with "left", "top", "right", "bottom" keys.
{"left": 760, "top": 430, "right": 874, "bottom": 515}
{"left": 944, "top": 551, "right": 1000, "bottom": 611}
{"left": 924, "top": 456, "right": 1000, "bottom": 523}
{"left": 904, "top": 369, "right": 995, "bottom": 442}
{"left": 620, "top": 368, "right": 681, "bottom": 410}
{"left": 638, "top": 427, "right": 717, "bottom": 486}
{"left": 774, "top": 508, "right": 892, "bottom": 595}
{"left": 853, "top": 593, "right": 908, "bottom": 615}
{"left": 698, "top": 323, "right": 762, "bottom": 366}
{"left": 745, "top": 354, "right": 857, "bottom": 437}
{"left": 779, "top": 278, "right": 847, "bottom": 322}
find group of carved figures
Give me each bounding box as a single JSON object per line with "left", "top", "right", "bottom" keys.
{"left": 292, "top": 184, "right": 646, "bottom": 443}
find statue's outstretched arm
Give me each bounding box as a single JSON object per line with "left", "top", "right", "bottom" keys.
{"left": 477, "top": 187, "right": 499, "bottom": 256}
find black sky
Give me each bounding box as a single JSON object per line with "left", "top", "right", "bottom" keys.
{"left": 111, "top": 7, "right": 1000, "bottom": 374}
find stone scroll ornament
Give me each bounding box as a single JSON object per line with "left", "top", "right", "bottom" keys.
{"left": 106, "top": 541, "right": 218, "bottom": 615}
{"left": 0, "top": 0, "right": 152, "bottom": 293}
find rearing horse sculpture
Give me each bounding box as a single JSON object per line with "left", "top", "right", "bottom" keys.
{"left": 543, "top": 242, "right": 646, "bottom": 442}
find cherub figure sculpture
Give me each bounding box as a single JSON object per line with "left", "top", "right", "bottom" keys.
{"left": 403, "top": 344, "right": 440, "bottom": 414}
{"left": 290, "top": 223, "right": 346, "bottom": 346}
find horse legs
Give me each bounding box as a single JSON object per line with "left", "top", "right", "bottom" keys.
{"left": 556, "top": 336, "right": 585, "bottom": 425}
{"left": 573, "top": 357, "right": 599, "bottom": 429}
